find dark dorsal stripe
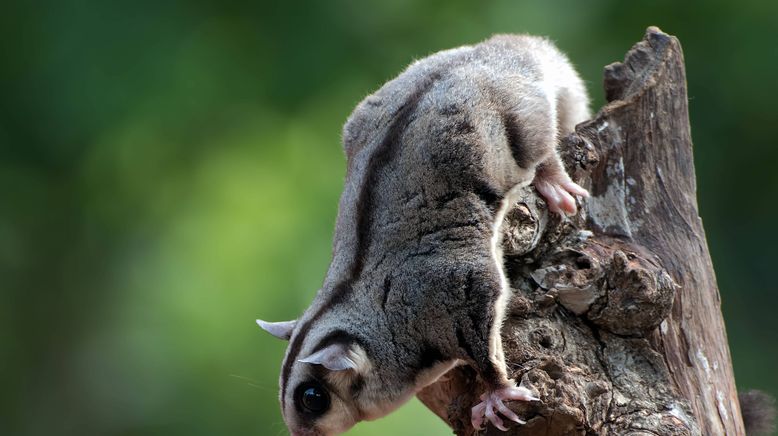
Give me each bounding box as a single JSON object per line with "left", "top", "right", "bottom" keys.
{"left": 280, "top": 73, "right": 441, "bottom": 409}
{"left": 350, "top": 71, "right": 441, "bottom": 280}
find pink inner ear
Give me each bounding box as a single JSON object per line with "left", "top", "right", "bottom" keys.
{"left": 298, "top": 343, "right": 357, "bottom": 371}
{"left": 256, "top": 319, "right": 297, "bottom": 340}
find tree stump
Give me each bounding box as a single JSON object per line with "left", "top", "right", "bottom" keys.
{"left": 417, "top": 26, "right": 745, "bottom": 436}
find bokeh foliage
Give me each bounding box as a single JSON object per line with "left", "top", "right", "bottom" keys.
{"left": 2, "top": 1, "right": 776, "bottom": 435}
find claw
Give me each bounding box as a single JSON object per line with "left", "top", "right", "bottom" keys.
{"left": 494, "top": 397, "right": 523, "bottom": 424}
{"left": 485, "top": 404, "right": 506, "bottom": 430}
{"left": 471, "top": 386, "right": 538, "bottom": 431}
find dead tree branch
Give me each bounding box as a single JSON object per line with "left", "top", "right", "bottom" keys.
{"left": 417, "top": 26, "right": 745, "bottom": 436}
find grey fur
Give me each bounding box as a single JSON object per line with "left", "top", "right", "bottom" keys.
{"left": 261, "top": 34, "right": 590, "bottom": 436}
{"left": 740, "top": 390, "right": 776, "bottom": 435}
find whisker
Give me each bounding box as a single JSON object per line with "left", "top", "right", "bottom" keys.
{"left": 272, "top": 419, "right": 287, "bottom": 436}
{"left": 231, "top": 373, "right": 285, "bottom": 433}
{"left": 228, "top": 374, "right": 275, "bottom": 392}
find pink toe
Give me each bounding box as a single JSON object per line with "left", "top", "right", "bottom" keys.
{"left": 504, "top": 386, "right": 540, "bottom": 402}
{"left": 535, "top": 182, "right": 562, "bottom": 214}
{"left": 562, "top": 180, "right": 590, "bottom": 197}
{"left": 472, "top": 387, "right": 536, "bottom": 431}
{"left": 471, "top": 402, "right": 486, "bottom": 430}
{"left": 555, "top": 186, "right": 578, "bottom": 215}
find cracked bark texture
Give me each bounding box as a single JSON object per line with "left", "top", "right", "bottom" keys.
{"left": 416, "top": 27, "right": 745, "bottom": 435}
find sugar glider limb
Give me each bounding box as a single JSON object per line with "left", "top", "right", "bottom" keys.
{"left": 258, "top": 34, "right": 590, "bottom": 435}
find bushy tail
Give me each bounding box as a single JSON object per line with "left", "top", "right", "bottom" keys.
{"left": 740, "top": 390, "right": 776, "bottom": 435}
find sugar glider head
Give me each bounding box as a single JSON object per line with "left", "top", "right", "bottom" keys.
{"left": 257, "top": 319, "right": 412, "bottom": 436}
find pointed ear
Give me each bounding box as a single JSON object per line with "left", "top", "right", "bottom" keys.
{"left": 298, "top": 343, "right": 358, "bottom": 371}
{"left": 256, "top": 319, "right": 297, "bottom": 341}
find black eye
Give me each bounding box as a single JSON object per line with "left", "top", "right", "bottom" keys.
{"left": 294, "top": 382, "right": 331, "bottom": 416}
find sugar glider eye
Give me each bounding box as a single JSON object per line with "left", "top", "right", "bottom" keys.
{"left": 295, "top": 382, "right": 331, "bottom": 416}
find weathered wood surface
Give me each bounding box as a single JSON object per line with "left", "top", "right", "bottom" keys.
{"left": 417, "top": 27, "right": 744, "bottom": 436}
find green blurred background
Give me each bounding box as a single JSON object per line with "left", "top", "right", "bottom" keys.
{"left": 2, "top": 1, "right": 776, "bottom": 435}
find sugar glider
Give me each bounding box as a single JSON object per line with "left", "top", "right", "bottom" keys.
{"left": 258, "top": 34, "right": 590, "bottom": 435}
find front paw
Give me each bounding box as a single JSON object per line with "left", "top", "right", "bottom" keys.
{"left": 471, "top": 386, "right": 539, "bottom": 431}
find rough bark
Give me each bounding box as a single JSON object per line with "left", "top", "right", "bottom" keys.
{"left": 417, "top": 27, "right": 745, "bottom": 436}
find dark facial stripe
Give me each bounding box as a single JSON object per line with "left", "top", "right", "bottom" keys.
{"left": 281, "top": 282, "right": 350, "bottom": 410}
{"left": 280, "top": 73, "right": 441, "bottom": 410}
{"left": 313, "top": 329, "right": 365, "bottom": 354}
